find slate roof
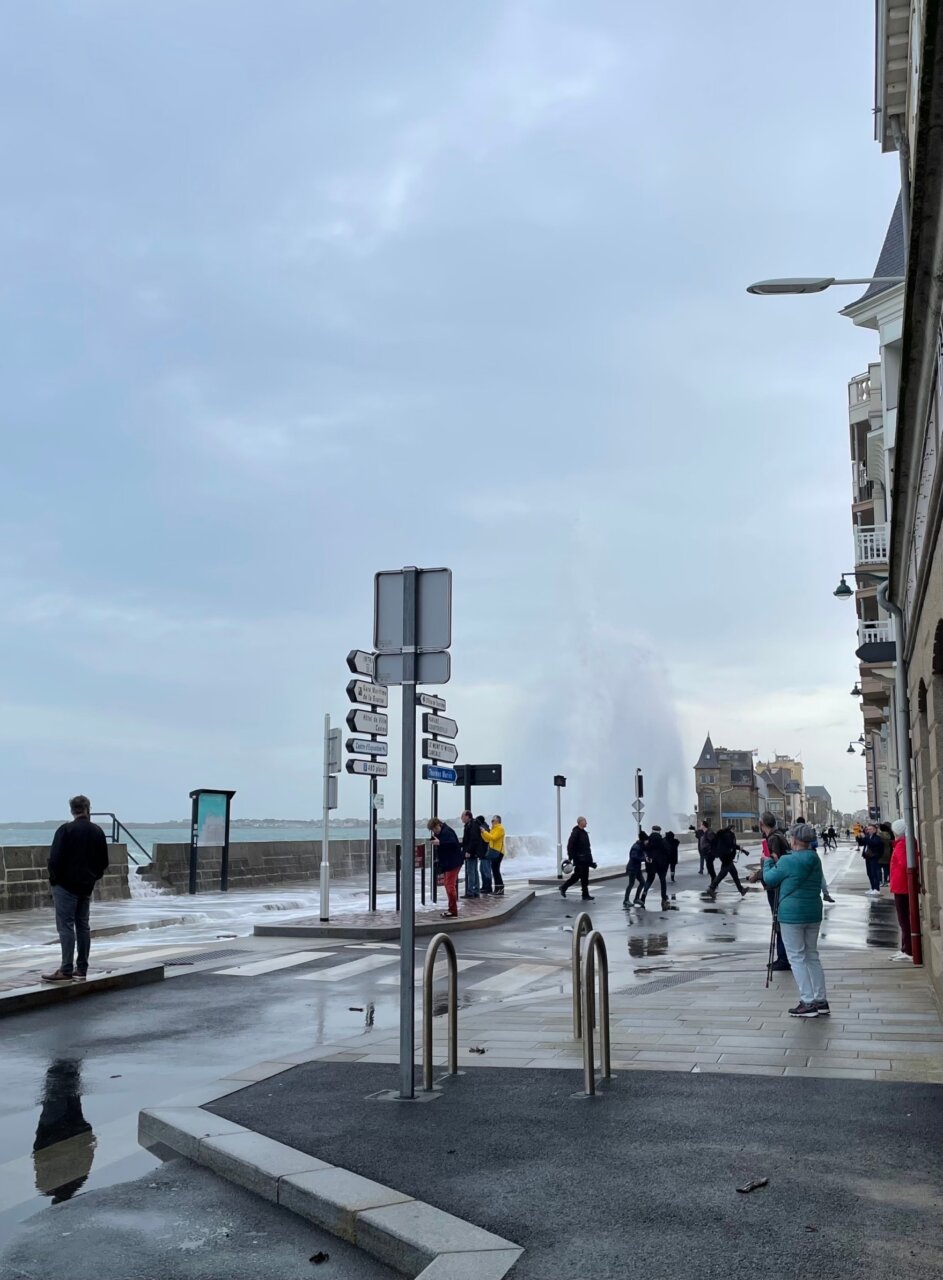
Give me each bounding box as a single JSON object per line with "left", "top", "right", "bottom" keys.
{"left": 845, "top": 194, "right": 904, "bottom": 308}
{"left": 694, "top": 734, "right": 716, "bottom": 768}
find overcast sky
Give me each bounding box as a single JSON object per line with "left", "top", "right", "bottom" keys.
{"left": 1, "top": 1, "right": 899, "bottom": 836}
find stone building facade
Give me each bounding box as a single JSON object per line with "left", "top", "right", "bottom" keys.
{"left": 693, "top": 736, "right": 758, "bottom": 833}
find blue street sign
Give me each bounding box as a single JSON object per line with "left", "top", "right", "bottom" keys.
{"left": 422, "top": 764, "right": 458, "bottom": 784}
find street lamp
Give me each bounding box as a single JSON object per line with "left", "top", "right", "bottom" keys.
{"left": 850, "top": 681, "right": 862, "bottom": 696}
{"left": 847, "top": 742, "right": 857, "bottom": 754}
{"left": 746, "top": 275, "right": 904, "bottom": 296}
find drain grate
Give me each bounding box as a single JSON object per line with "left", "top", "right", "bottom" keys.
{"left": 164, "top": 948, "right": 252, "bottom": 966}
{"left": 623, "top": 970, "right": 711, "bottom": 997}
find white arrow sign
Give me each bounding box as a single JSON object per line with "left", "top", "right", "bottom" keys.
{"left": 346, "top": 758, "right": 388, "bottom": 776}
{"left": 346, "top": 649, "right": 376, "bottom": 679}
{"left": 421, "top": 712, "right": 458, "bottom": 740}
{"left": 346, "top": 708, "right": 388, "bottom": 735}
{"left": 347, "top": 737, "right": 389, "bottom": 757}
{"left": 416, "top": 692, "right": 446, "bottom": 711}
{"left": 422, "top": 738, "right": 458, "bottom": 764}
{"left": 346, "top": 678, "right": 389, "bottom": 708}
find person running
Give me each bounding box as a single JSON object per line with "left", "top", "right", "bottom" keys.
{"left": 480, "top": 814, "right": 506, "bottom": 896}
{"left": 827, "top": 825, "right": 837, "bottom": 851}
{"left": 759, "top": 812, "right": 790, "bottom": 972}
{"left": 460, "top": 810, "right": 486, "bottom": 898}
{"left": 664, "top": 830, "right": 680, "bottom": 883}
{"left": 623, "top": 831, "right": 648, "bottom": 906}
{"left": 862, "top": 824, "right": 885, "bottom": 895}
{"left": 750, "top": 822, "right": 829, "bottom": 1017}
{"left": 42, "top": 796, "right": 109, "bottom": 984}
{"left": 428, "top": 818, "right": 463, "bottom": 917}
{"left": 697, "top": 820, "right": 716, "bottom": 878}
{"left": 640, "top": 825, "right": 671, "bottom": 910}
{"left": 560, "top": 817, "right": 595, "bottom": 900}
{"left": 704, "top": 826, "right": 747, "bottom": 899}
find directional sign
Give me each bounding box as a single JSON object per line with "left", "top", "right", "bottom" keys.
{"left": 346, "top": 678, "right": 389, "bottom": 708}
{"left": 423, "top": 764, "right": 458, "bottom": 784}
{"left": 346, "top": 649, "right": 376, "bottom": 679}
{"left": 347, "top": 737, "right": 389, "bottom": 757}
{"left": 346, "top": 758, "right": 388, "bottom": 777}
{"left": 422, "top": 738, "right": 458, "bottom": 764}
{"left": 422, "top": 712, "right": 458, "bottom": 740}
{"left": 346, "top": 708, "right": 388, "bottom": 735}
{"left": 631, "top": 800, "right": 644, "bottom": 816}
{"left": 327, "top": 727, "right": 343, "bottom": 774}
{"left": 417, "top": 692, "right": 446, "bottom": 711}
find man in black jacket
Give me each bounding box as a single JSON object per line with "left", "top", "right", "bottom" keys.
{"left": 43, "top": 796, "right": 109, "bottom": 984}
{"left": 640, "top": 826, "right": 671, "bottom": 910}
{"left": 560, "top": 817, "right": 595, "bottom": 900}
{"left": 460, "top": 810, "right": 486, "bottom": 899}
{"left": 697, "top": 821, "right": 716, "bottom": 877}
{"left": 704, "top": 826, "right": 747, "bottom": 900}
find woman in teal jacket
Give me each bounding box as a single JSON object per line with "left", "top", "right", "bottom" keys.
{"left": 750, "top": 823, "right": 829, "bottom": 1018}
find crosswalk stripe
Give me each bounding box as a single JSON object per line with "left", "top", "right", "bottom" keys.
{"left": 376, "top": 959, "right": 484, "bottom": 985}
{"left": 295, "top": 954, "right": 399, "bottom": 982}
{"left": 215, "top": 951, "right": 333, "bottom": 976}
{"left": 466, "top": 963, "right": 559, "bottom": 994}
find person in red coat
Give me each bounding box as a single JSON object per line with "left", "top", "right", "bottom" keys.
{"left": 889, "top": 818, "right": 916, "bottom": 960}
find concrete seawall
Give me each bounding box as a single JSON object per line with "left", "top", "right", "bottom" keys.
{"left": 138, "top": 839, "right": 406, "bottom": 894}
{"left": 0, "top": 844, "right": 131, "bottom": 912}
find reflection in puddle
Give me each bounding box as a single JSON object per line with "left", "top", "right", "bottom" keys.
{"left": 628, "top": 934, "right": 669, "bottom": 959}
{"left": 33, "top": 1060, "right": 96, "bottom": 1204}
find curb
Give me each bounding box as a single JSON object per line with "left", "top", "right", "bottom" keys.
{"left": 140, "top": 1070, "right": 522, "bottom": 1279}
{"left": 253, "top": 890, "right": 535, "bottom": 940}
{"left": 0, "top": 961, "right": 164, "bottom": 1017}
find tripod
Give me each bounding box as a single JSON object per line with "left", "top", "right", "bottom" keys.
{"left": 765, "top": 886, "right": 781, "bottom": 989}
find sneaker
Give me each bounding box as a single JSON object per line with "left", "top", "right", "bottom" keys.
{"left": 41, "top": 970, "right": 73, "bottom": 984}
{"left": 493, "top": 889, "right": 505, "bottom": 896}
{"left": 581, "top": 895, "right": 595, "bottom": 901}
{"left": 812, "top": 1001, "right": 830, "bottom": 1016}
{"left": 890, "top": 951, "right": 912, "bottom": 961}
{"left": 440, "top": 911, "right": 458, "bottom": 918}
{"left": 73, "top": 973, "right": 88, "bottom": 982}
{"left": 788, "top": 1002, "right": 819, "bottom": 1018}
{"left": 660, "top": 900, "right": 670, "bottom": 911}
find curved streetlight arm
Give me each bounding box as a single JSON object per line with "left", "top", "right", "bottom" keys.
{"left": 747, "top": 276, "right": 905, "bottom": 296}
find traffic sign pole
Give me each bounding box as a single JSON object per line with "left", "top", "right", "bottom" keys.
{"left": 320, "top": 715, "right": 331, "bottom": 921}
{"left": 399, "top": 568, "right": 418, "bottom": 1100}
{"left": 556, "top": 782, "right": 563, "bottom": 878}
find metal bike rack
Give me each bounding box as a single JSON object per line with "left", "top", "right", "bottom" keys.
{"left": 581, "top": 929, "right": 612, "bottom": 1096}
{"left": 422, "top": 932, "right": 458, "bottom": 1092}
{"left": 571, "top": 911, "right": 594, "bottom": 1038}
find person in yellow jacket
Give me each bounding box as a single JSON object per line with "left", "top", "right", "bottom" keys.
{"left": 481, "top": 815, "right": 506, "bottom": 896}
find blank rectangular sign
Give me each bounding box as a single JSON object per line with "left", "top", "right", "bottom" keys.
{"left": 374, "top": 568, "right": 452, "bottom": 653}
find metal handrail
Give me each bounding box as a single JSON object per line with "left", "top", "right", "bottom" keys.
{"left": 422, "top": 932, "right": 458, "bottom": 1091}
{"left": 581, "top": 929, "right": 611, "bottom": 1096}
{"left": 571, "top": 911, "right": 594, "bottom": 1038}
{"left": 91, "top": 812, "right": 149, "bottom": 867}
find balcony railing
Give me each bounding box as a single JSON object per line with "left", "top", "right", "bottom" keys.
{"left": 848, "top": 372, "right": 871, "bottom": 407}
{"left": 858, "top": 620, "right": 892, "bottom": 646}
{"left": 854, "top": 523, "right": 889, "bottom": 564}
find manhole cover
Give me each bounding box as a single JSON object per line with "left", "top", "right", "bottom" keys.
{"left": 624, "top": 970, "right": 710, "bottom": 996}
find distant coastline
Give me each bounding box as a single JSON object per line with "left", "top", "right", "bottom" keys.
{"left": 0, "top": 817, "right": 421, "bottom": 830}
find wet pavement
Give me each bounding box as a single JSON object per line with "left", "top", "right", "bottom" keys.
{"left": 0, "top": 841, "right": 923, "bottom": 1259}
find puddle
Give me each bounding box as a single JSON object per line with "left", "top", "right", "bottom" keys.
{"left": 32, "top": 1060, "right": 97, "bottom": 1205}
{"left": 628, "top": 935, "right": 669, "bottom": 959}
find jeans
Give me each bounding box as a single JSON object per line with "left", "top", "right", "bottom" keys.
{"left": 480, "top": 856, "right": 494, "bottom": 893}
{"left": 881, "top": 863, "right": 890, "bottom": 885}
{"left": 766, "top": 887, "right": 788, "bottom": 965}
{"left": 779, "top": 921, "right": 827, "bottom": 1005}
{"left": 491, "top": 854, "right": 505, "bottom": 891}
{"left": 623, "top": 866, "right": 645, "bottom": 903}
{"left": 708, "top": 858, "right": 744, "bottom": 895}
{"left": 464, "top": 858, "right": 480, "bottom": 897}
{"left": 53, "top": 885, "right": 91, "bottom": 976}
{"left": 442, "top": 868, "right": 460, "bottom": 915}
{"left": 561, "top": 863, "right": 591, "bottom": 897}
{"left": 865, "top": 858, "right": 883, "bottom": 891}
{"left": 894, "top": 893, "right": 912, "bottom": 955}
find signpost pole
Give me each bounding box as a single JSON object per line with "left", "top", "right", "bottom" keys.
{"left": 431, "top": 779, "right": 438, "bottom": 903}
{"left": 555, "top": 783, "right": 563, "bottom": 879}
{"left": 399, "top": 568, "right": 418, "bottom": 1100}
{"left": 369, "top": 774, "right": 378, "bottom": 913}
{"left": 320, "top": 714, "right": 331, "bottom": 921}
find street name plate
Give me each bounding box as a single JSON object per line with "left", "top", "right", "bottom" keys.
{"left": 423, "top": 764, "right": 458, "bottom": 784}
{"left": 346, "top": 678, "right": 389, "bottom": 708}
{"left": 347, "top": 737, "right": 389, "bottom": 757}
{"left": 346, "top": 708, "right": 388, "bottom": 735}
{"left": 346, "top": 758, "right": 388, "bottom": 776}
{"left": 422, "top": 738, "right": 458, "bottom": 764}
{"left": 416, "top": 692, "right": 446, "bottom": 711}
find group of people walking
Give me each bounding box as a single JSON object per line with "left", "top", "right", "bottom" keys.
{"left": 622, "top": 826, "right": 679, "bottom": 909}
{"left": 427, "top": 812, "right": 505, "bottom": 918}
